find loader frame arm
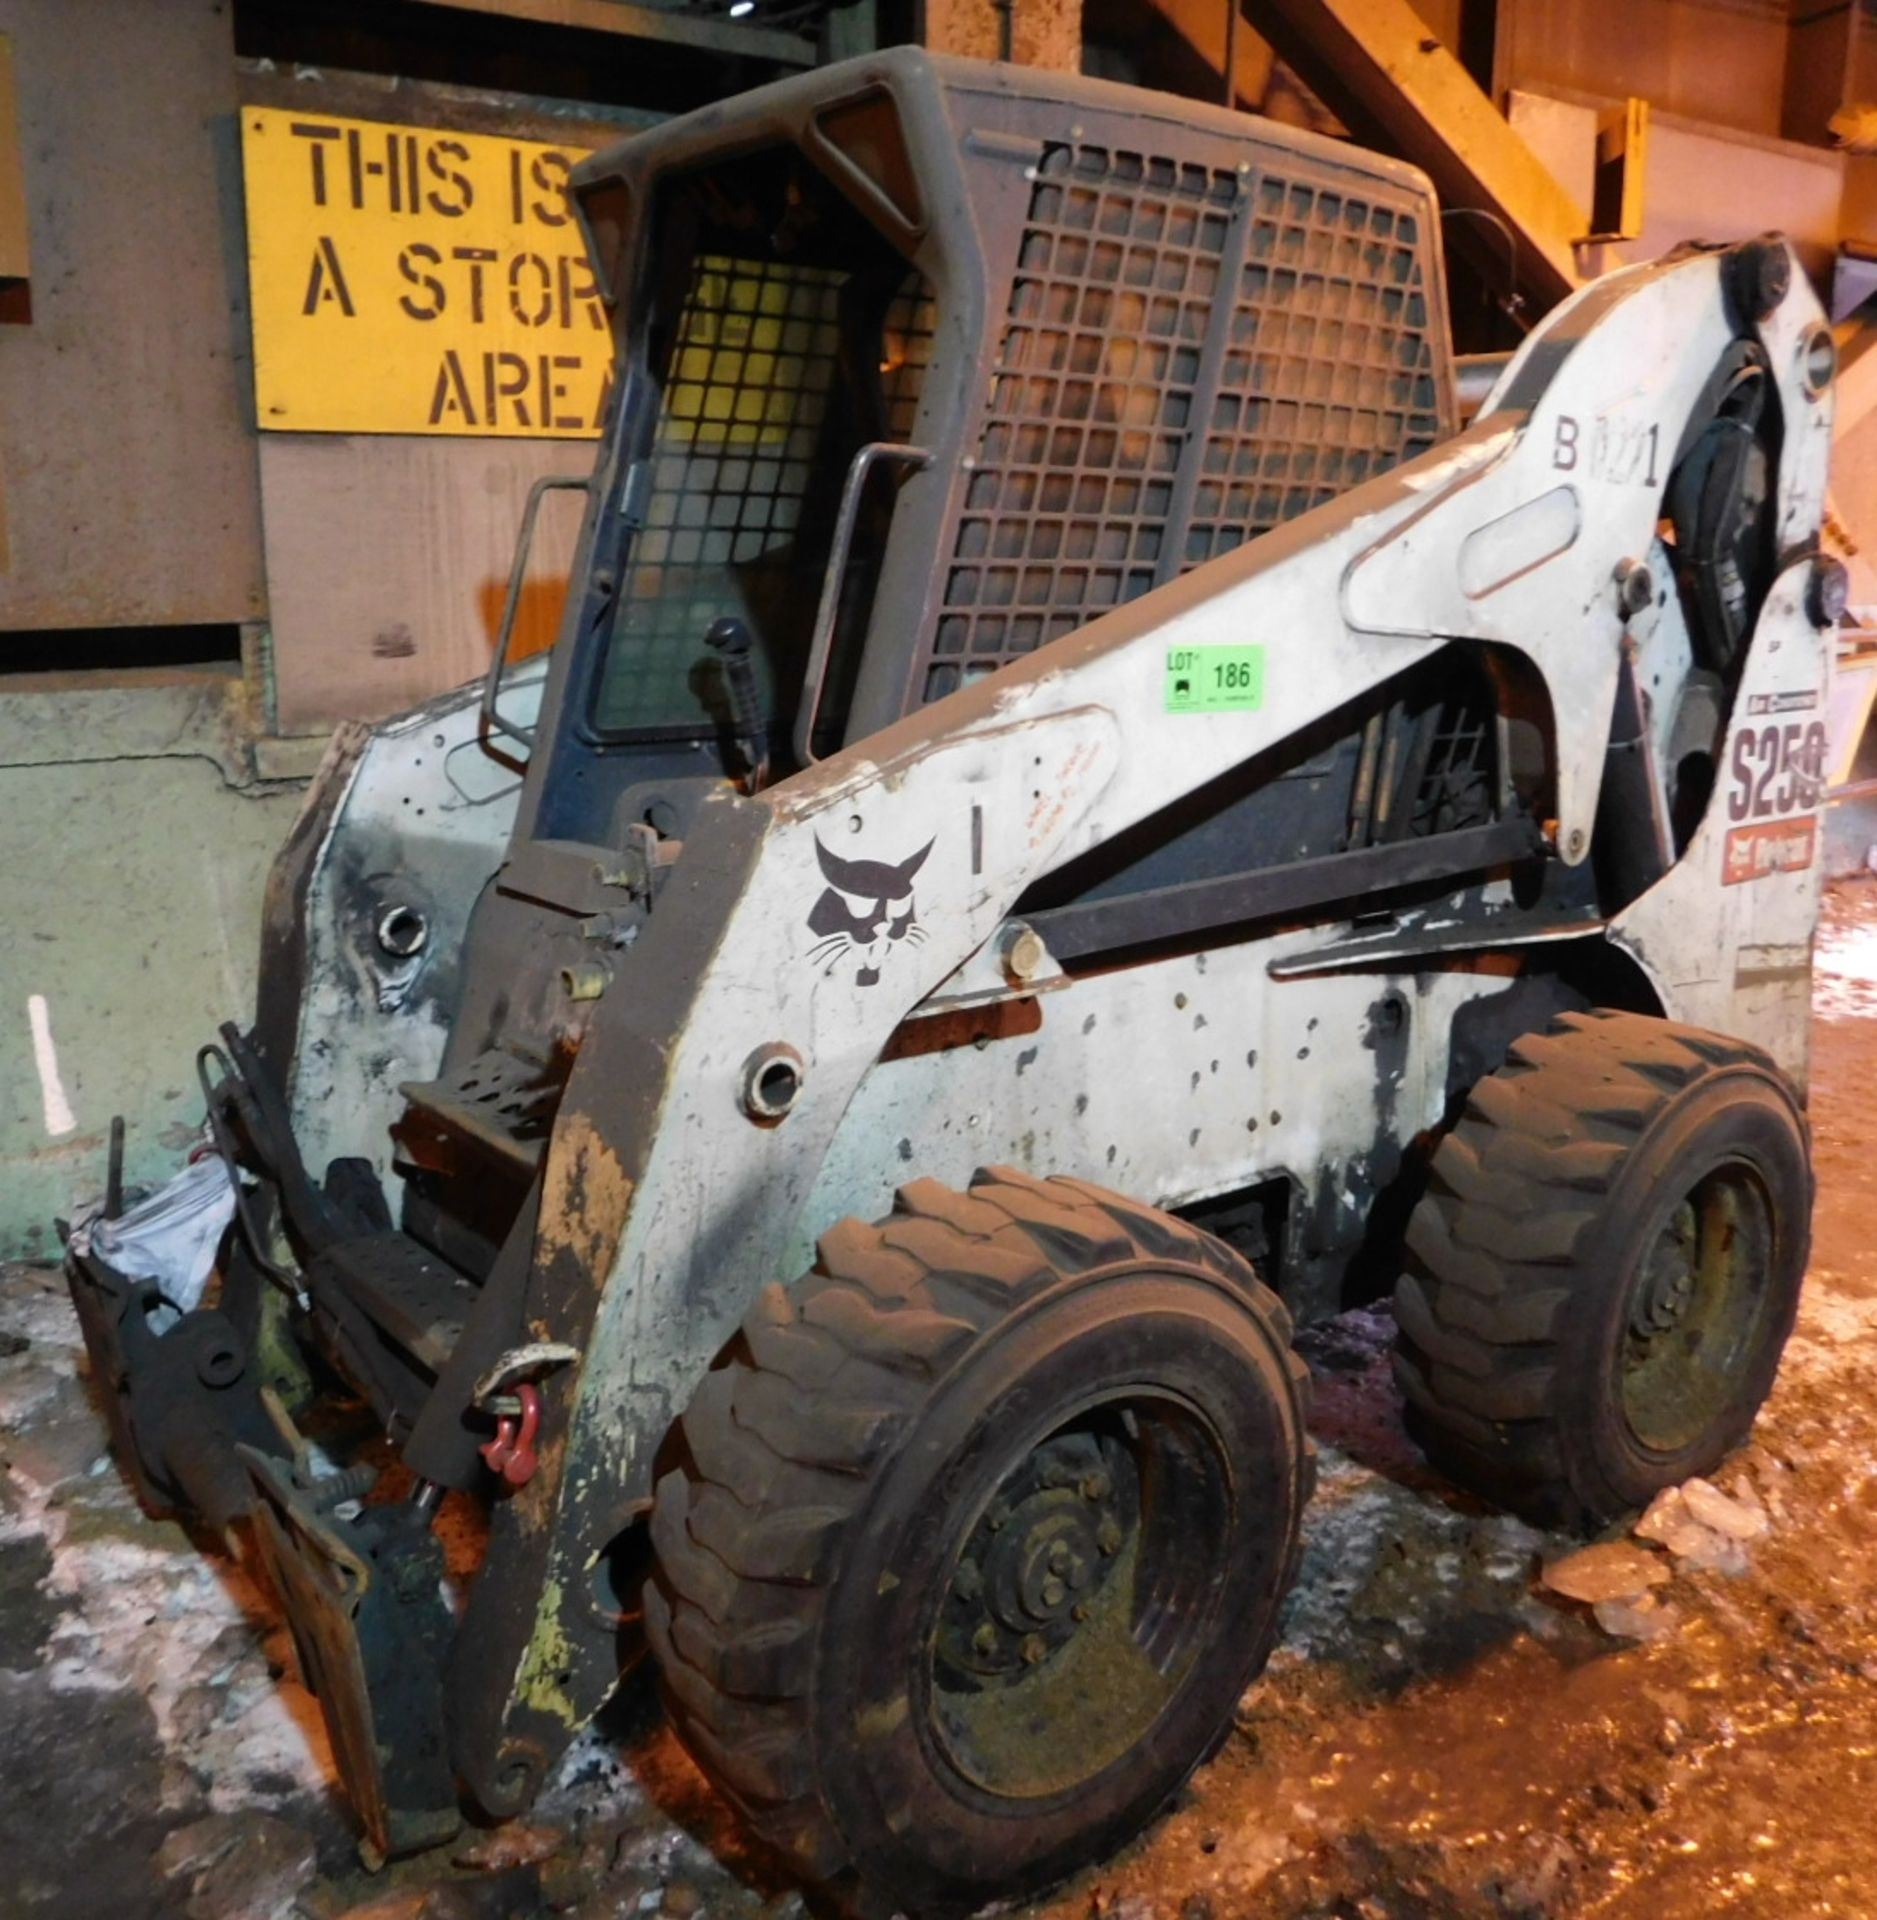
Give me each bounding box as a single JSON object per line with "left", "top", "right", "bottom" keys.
{"left": 450, "top": 238, "right": 1835, "bottom": 1807}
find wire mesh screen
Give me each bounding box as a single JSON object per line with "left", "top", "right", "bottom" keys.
{"left": 1184, "top": 176, "right": 1444, "bottom": 571}
{"left": 1405, "top": 698, "right": 1496, "bottom": 838}
{"left": 592, "top": 253, "right": 845, "bottom": 734}
{"left": 919, "top": 145, "right": 1446, "bottom": 704}
{"left": 925, "top": 146, "right": 1237, "bottom": 703}
{"left": 882, "top": 275, "right": 937, "bottom": 440}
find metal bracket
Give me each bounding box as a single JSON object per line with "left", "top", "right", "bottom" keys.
{"left": 243, "top": 1447, "right": 460, "bottom": 1867}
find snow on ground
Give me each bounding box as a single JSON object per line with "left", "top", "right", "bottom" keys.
{"left": 1809, "top": 908, "right": 1877, "bottom": 1018}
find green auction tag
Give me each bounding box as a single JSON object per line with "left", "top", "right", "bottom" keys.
{"left": 1165, "top": 643, "right": 1264, "bottom": 713}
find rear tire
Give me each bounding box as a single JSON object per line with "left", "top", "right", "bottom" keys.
{"left": 643, "top": 1166, "right": 1313, "bottom": 1918}
{"left": 1395, "top": 1009, "right": 1811, "bottom": 1528}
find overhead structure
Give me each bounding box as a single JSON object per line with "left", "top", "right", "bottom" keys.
{"left": 1238, "top": 0, "right": 1587, "bottom": 317}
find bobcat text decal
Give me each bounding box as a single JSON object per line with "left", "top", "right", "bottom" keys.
{"left": 806, "top": 837, "right": 933, "bottom": 986}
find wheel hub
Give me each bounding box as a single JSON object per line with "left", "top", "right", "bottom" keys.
{"left": 1621, "top": 1164, "right": 1775, "bottom": 1456}
{"left": 1632, "top": 1200, "right": 1699, "bottom": 1338}
{"left": 937, "top": 1432, "right": 1135, "bottom": 1684}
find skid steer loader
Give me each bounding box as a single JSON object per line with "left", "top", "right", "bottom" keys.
{"left": 64, "top": 48, "right": 1837, "bottom": 1916}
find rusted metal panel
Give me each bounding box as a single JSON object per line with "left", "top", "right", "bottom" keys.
{"left": 0, "top": 0, "right": 266, "bottom": 632}
{"left": 259, "top": 433, "right": 589, "bottom": 731}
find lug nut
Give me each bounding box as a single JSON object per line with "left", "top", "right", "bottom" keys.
{"left": 1071, "top": 1601, "right": 1090, "bottom": 1623}
{"left": 953, "top": 1558, "right": 983, "bottom": 1601}
{"left": 1041, "top": 1575, "right": 1066, "bottom": 1607}
{"left": 1048, "top": 1539, "right": 1073, "bottom": 1572}
{"left": 1096, "top": 1515, "right": 1124, "bottom": 1555}
{"left": 972, "top": 1623, "right": 999, "bottom": 1656}
{"left": 987, "top": 1501, "right": 1011, "bottom": 1531}
{"left": 1081, "top": 1471, "right": 1111, "bottom": 1501}
{"left": 1020, "top": 1634, "right": 1048, "bottom": 1666}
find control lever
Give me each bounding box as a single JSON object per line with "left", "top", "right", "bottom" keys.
{"left": 706, "top": 617, "right": 771, "bottom": 791}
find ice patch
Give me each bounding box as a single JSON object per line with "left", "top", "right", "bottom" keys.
{"left": 1813, "top": 918, "right": 1877, "bottom": 1019}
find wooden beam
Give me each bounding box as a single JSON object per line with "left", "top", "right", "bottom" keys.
{"left": 0, "top": 36, "right": 29, "bottom": 290}
{"left": 1135, "top": 0, "right": 1278, "bottom": 112}
{"left": 399, "top": 0, "right": 818, "bottom": 68}
{"left": 1246, "top": 0, "right": 1583, "bottom": 314}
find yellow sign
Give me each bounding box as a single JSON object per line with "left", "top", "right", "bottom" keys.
{"left": 241, "top": 108, "right": 613, "bottom": 437}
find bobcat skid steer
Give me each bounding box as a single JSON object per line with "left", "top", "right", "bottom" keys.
{"left": 65, "top": 48, "right": 1838, "bottom": 1916}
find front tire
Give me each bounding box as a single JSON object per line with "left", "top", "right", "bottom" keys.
{"left": 1395, "top": 1009, "right": 1811, "bottom": 1527}
{"left": 643, "top": 1167, "right": 1312, "bottom": 1917}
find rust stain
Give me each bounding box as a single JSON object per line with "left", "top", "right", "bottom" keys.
{"left": 513, "top": 1427, "right": 569, "bottom": 1538}
{"left": 538, "top": 1109, "right": 634, "bottom": 1287}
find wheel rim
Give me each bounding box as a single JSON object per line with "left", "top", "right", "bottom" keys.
{"left": 925, "top": 1391, "right": 1232, "bottom": 1802}
{"left": 1619, "top": 1160, "right": 1775, "bottom": 1456}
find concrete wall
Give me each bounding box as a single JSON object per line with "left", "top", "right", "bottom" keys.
{"left": 923, "top": 0, "right": 1080, "bottom": 70}
{"left": 0, "top": 678, "right": 302, "bottom": 1258}
{"left": 1507, "top": 88, "right": 1846, "bottom": 284}
{"left": 1496, "top": 0, "right": 1790, "bottom": 142}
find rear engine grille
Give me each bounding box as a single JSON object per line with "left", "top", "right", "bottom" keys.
{"left": 921, "top": 145, "right": 1446, "bottom": 704}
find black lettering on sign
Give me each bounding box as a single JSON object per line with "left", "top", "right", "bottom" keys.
{"left": 1725, "top": 717, "right": 1828, "bottom": 823}
{"left": 302, "top": 236, "right": 356, "bottom": 317}
{"left": 451, "top": 246, "right": 497, "bottom": 323}
{"left": 542, "top": 353, "right": 583, "bottom": 431}
{"left": 398, "top": 243, "right": 445, "bottom": 321}
{"left": 531, "top": 152, "right": 572, "bottom": 227}
{"left": 509, "top": 252, "right": 554, "bottom": 327}
{"left": 289, "top": 123, "right": 343, "bottom": 205}
{"left": 425, "top": 138, "right": 473, "bottom": 218}
{"left": 341, "top": 126, "right": 422, "bottom": 216}
{"left": 560, "top": 253, "right": 606, "bottom": 331}
{"left": 508, "top": 146, "right": 574, "bottom": 228}
{"left": 486, "top": 350, "right": 532, "bottom": 428}
{"left": 1553, "top": 415, "right": 1578, "bottom": 471}
{"left": 430, "top": 349, "right": 476, "bottom": 426}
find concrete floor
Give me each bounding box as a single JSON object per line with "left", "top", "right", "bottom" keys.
{"left": 9, "top": 885, "right": 1877, "bottom": 1920}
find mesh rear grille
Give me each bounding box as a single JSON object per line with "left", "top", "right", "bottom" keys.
{"left": 595, "top": 254, "right": 844, "bottom": 732}
{"left": 1185, "top": 175, "right": 1443, "bottom": 570}
{"left": 927, "top": 146, "right": 1236, "bottom": 703}
{"left": 921, "top": 146, "right": 1446, "bottom": 703}
{"left": 882, "top": 277, "right": 937, "bottom": 440}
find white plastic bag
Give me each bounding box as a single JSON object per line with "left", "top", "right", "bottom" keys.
{"left": 76, "top": 1155, "right": 238, "bottom": 1320}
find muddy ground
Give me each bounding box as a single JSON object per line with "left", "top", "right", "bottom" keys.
{"left": 9, "top": 887, "right": 1877, "bottom": 1920}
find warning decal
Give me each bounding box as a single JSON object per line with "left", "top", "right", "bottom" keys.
{"left": 1722, "top": 818, "right": 1818, "bottom": 887}
{"left": 241, "top": 108, "right": 610, "bottom": 438}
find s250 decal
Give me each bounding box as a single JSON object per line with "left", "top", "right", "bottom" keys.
{"left": 1726, "top": 718, "right": 1827, "bottom": 823}
{"left": 1721, "top": 715, "right": 1826, "bottom": 886}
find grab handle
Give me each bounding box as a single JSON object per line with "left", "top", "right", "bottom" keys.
{"left": 793, "top": 441, "right": 931, "bottom": 767}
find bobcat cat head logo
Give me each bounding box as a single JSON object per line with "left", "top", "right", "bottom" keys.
{"left": 806, "top": 836, "right": 932, "bottom": 986}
